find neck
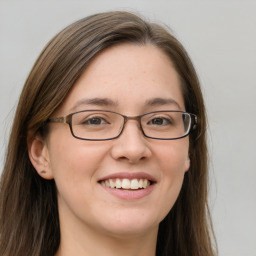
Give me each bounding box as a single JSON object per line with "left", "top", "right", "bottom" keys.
{"left": 55, "top": 225, "right": 158, "bottom": 256}
{"left": 55, "top": 211, "right": 158, "bottom": 256}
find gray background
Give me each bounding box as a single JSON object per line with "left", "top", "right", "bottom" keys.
{"left": 0, "top": 1, "right": 255, "bottom": 255}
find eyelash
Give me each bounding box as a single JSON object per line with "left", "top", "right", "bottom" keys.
{"left": 147, "top": 117, "right": 173, "bottom": 126}
{"left": 81, "top": 116, "right": 109, "bottom": 125}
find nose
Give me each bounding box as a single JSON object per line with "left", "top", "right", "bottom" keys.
{"left": 110, "top": 119, "right": 152, "bottom": 164}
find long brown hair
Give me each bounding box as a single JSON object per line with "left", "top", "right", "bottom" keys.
{"left": 0, "top": 11, "right": 217, "bottom": 256}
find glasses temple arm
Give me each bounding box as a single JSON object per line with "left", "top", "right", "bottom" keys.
{"left": 47, "top": 116, "right": 67, "bottom": 124}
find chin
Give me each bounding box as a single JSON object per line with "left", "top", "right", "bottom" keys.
{"left": 95, "top": 209, "right": 161, "bottom": 237}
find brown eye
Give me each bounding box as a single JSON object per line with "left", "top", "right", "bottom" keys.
{"left": 82, "top": 117, "right": 108, "bottom": 125}
{"left": 148, "top": 117, "right": 172, "bottom": 126}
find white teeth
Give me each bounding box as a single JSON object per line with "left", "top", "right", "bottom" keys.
{"left": 138, "top": 179, "right": 143, "bottom": 188}
{"left": 131, "top": 179, "right": 139, "bottom": 189}
{"left": 116, "top": 178, "right": 122, "bottom": 188}
{"left": 100, "top": 178, "right": 151, "bottom": 189}
{"left": 109, "top": 179, "right": 115, "bottom": 188}
{"left": 105, "top": 180, "right": 110, "bottom": 187}
{"left": 143, "top": 179, "right": 150, "bottom": 188}
{"left": 122, "top": 179, "right": 130, "bottom": 189}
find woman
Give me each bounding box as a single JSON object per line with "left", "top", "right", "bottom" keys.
{"left": 0, "top": 11, "right": 216, "bottom": 256}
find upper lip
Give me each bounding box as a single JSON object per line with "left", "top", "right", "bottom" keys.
{"left": 98, "top": 172, "right": 157, "bottom": 183}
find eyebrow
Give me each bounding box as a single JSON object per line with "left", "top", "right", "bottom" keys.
{"left": 145, "top": 98, "right": 182, "bottom": 110}
{"left": 70, "top": 97, "right": 118, "bottom": 111}
{"left": 70, "top": 97, "right": 182, "bottom": 112}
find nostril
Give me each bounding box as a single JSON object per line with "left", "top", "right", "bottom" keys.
{"left": 110, "top": 127, "right": 152, "bottom": 163}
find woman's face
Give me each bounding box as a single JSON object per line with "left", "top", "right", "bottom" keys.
{"left": 36, "top": 44, "right": 190, "bottom": 238}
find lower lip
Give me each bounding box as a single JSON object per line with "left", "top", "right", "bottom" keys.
{"left": 100, "top": 184, "right": 155, "bottom": 200}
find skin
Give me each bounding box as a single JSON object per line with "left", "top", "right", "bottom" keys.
{"left": 29, "top": 43, "right": 190, "bottom": 256}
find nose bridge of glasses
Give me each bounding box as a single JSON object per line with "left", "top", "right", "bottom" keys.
{"left": 122, "top": 115, "right": 143, "bottom": 132}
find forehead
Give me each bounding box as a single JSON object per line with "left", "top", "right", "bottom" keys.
{"left": 57, "top": 43, "right": 185, "bottom": 115}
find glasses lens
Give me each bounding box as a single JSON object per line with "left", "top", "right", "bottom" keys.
{"left": 71, "top": 111, "right": 123, "bottom": 140}
{"left": 70, "top": 110, "right": 193, "bottom": 140}
{"left": 141, "top": 111, "right": 191, "bottom": 139}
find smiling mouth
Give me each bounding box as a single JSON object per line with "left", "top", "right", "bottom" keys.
{"left": 99, "top": 178, "right": 152, "bottom": 190}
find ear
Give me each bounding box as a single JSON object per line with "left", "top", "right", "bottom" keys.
{"left": 27, "top": 134, "right": 54, "bottom": 180}
{"left": 185, "top": 155, "right": 190, "bottom": 172}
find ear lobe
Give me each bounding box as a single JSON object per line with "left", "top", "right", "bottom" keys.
{"left": 27, "top": 135, "right": 54, "bottom": 180}
{"left": 185, "top": 155, "right": 190, "bottom": 172}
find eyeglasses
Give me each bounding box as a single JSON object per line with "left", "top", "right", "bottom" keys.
{"left": 46, "top": 110, "right": 197, "bottom": 141}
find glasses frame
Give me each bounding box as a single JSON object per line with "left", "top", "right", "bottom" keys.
{"left": 46, "top": 110, "right": 197, "bottom": 141}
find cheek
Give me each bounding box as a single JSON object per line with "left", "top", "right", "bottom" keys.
{"left": 47, "top": 137, "right": 112, "bottom": 214}
{"left": 160, "top": 147, "right": 187, "bottom": 194}
{"left": 153, "top": 140, "right": 189, "bottom": 218}
{"left": 47, "top": 133, "right": 110, "bottom": 189}
{"left": 157, "top": 139, "right": 189, "bottom": 175}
